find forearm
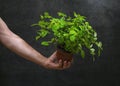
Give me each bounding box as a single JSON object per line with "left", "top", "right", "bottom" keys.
{"left": 0, "top": 18, "right": 47, "bottom": 66}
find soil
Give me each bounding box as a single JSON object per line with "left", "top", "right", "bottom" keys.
{"left": 56, "top": 49, "right": 73, "bottom": 62}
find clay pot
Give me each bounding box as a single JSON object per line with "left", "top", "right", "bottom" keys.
{"left": 56, "top": 49, "right": 73, "bottom": 62}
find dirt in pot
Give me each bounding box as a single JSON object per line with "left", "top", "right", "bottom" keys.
{"left": 56, "top": 49, "right": 73, "bottom": 62}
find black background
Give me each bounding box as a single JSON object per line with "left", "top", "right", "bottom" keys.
{"left": 0, "top": 0, "right": 120, "bottom": 86}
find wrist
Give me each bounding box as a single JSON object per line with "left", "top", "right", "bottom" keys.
{"left": 36, "top": 54, "right": 48, "bottom": 67}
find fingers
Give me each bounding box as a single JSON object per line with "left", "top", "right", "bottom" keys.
{"left": 62, "top": 61, "right": 72, "bottom": 69}
{"left": 58, "top": 59, "right": 63, "bottom": 67}
{"left": 63, "top": 61, "right": 69, "bottom": 69}
{"left": 49, "top": 51, "right": 57, "bottom": 61}
{"left": 55, "top": 60, "right": 72, "bottom": 70}
{"left": 46, "top": 56, "right": 73, "bottom": 70}
{"left": 49, "top": 60, "right": 70, "bottom": 70}
{"left": 46, "top": 59, "right": 62, "bottom": 70}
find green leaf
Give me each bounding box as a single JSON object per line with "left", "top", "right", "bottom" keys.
{"left": 44, "top": 12, "right": 51, "bottom": 18}
{"left": 79, "top": 16, "right": 86, "bottom": 21}
{"left": 44, "top": 12, "right": 49, "bottom": 16}
{"left": 40, "top": 15, "right": 44, "bottom": 19}
{"left": 90, "top": 44, "right": 93, "bottom": 48}
{"left": 78, "top": 44, "right": 82, "bottom": 48}
{"left": 69, "top": 30, "right": 77, "bottom": 35}
{"left": 58, "top": 36, "right": 64, "bottom": 44}
{"left": 98, "top": 48, "right": 101, "bottom": 56}
{"left": 73, "top": 12, "right": 78, "bottom": 17}
{"left": 90, "top": 48, "right": 95, "bottom": 55}
{"left": 94, "top": 32, "right": 97, "bottom": 37}
{"left": 81, "top": 50, "right": 85, "bottom": 58}
{"left": 38, "top": 21, "right": 46, "bottom": 28}
{"left": 41, "top": 41, "right": 49, "bottom": 46}
{"left": 40, "top": 29, "right": 48, "bottom": 37}
{"left": 85, "top": 22, "right": 89, "bottom": 26}
{"left": 96, "top": 42, "right": 102, "bottom": 49}
{"left": 35, "top": 36, "right": 40, "bottom": 40}
{"left": 70, "top": 35, "right": 76, "bottom": 41}
{"left": 63, "top": 33, "right": 68, "bottom": 36}
{"left": 31, "top": 24, "right": 38, "bottom": 26}
{"left": 58, "top": 12, "right": 66, "bottom": 17}
{"left": 98, "top": 42, "right": 102, "bottom": 48}
{"left": 88, "top": 26, "right": 92, "bottom": 29}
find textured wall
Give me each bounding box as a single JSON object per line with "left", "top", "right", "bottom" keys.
{"left": 0, "top": 0, "right": 120, "bottom": 86}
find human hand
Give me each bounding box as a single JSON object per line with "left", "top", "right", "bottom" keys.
{"left": 43, "top": 51, "right": 73, "bottom": 70}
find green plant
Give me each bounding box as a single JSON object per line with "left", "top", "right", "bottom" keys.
{"left": 32, "top": 12, "right": 103, "bottom": 60}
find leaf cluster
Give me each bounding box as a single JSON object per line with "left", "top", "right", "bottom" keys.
{"left": 32, "top": 12, "right": 103, "bottom": 59}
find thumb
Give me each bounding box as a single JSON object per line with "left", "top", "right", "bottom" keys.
{"left": 49, "top": 51, "right": 57, "bottom": 60}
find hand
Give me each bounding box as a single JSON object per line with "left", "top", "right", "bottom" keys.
{"left": 43, "top": 51, "right": 73, "bottom": 70}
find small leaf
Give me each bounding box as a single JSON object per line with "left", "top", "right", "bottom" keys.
{"left": 85, "top": 22, "right": 89, "bottom": 26}
{"left": 73, "top": 12, "right": 78, "bottom": 17}
{"left": 96, "top": 42, "right": 102, "bottom": 48}
{"left": 38, "top": 21, "right": 46, "bottom": 28}
{"left": 70, "top": 35, "right": 76, "bottom": 41}
{"left": 35, "top": 36, "right": 40, "bottom": 40}
{"left": 98, "top": 42, "right": 102, "bottom": 48}
{"left": 69, "top": 30, "right": 77, "bottom": 35}
{"left": 44, "top": 12, "right": 49, "bottom": 16}
{"left": 78, "top": 44, "right": 82, "bottom": 48}
{"left": 41, "top": 41, "right": 49, "bottom": 46}
{"left": 58, "top": 12, "right": 66, "bottom": 17}
{"left": 90, "top": 48, "right": 95, "bottom": 55}
{"left": 88, "top": 26, "right": 92, "bottom": 29}
{"left": 40, "top": 15, "right": 44, "bottom": 19}
{"left": 94, "top": 32, "right": 97, "bottom": 37}
{"left": 31, "top": 24, "right": 38, "bottom": 26}
{"left": 40, "top": 29, "right": 48, "bottom": 37}
{"left": 90, "top": 48, "right": 95, "bottom": 52}
{"left": 90, "top": 44, "right": 93, "bottom": 48}
{"left": 81, "top": 50, "right": 85, "bottom": 58}
{"left": 98, "top": 48, "right": 101, "bottom": 56}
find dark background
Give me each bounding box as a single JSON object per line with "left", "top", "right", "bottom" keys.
{"left": 0, "top": 0, "right": 120, "bottom": 86}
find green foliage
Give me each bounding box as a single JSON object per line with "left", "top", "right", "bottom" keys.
{"left": 32, "top": 12, "right": 103, "bottom": 59}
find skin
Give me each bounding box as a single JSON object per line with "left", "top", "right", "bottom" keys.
{"left": 0, "top": 17, "right": 73, "bottom": 70}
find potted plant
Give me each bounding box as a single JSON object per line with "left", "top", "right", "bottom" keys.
{"left": 32, "top": 12, "right": 103, "bottom": 61}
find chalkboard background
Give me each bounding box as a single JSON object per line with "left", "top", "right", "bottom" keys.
{"left": 0, "top": 0, "right": 120, "bottom": 86}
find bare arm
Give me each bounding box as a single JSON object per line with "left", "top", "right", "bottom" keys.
{"left": 0, "top": 18, "right": 72, "bottom": 70}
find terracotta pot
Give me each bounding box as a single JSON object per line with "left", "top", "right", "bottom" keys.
{"left": 56, "top": 49, "right": 73, "bottom": 62}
